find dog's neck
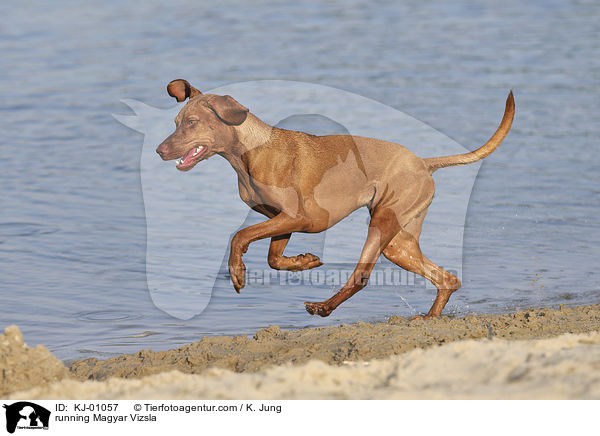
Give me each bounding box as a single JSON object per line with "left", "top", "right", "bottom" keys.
{"left": 219, "top": 113, "right": 276, "bottom": 176}
{"left": 235, "top": 113, "right": 275, "bottom": 149}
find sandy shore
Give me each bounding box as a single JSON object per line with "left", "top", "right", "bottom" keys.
{"left": 3, "top": 302, "right": 600, "bottom": 399}
{"left": 11, "top": 331, "right": 600, "bottom": 399}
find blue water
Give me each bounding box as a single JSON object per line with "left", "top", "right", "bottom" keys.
{"left": 1, "top": 0, "right": 598, "bottom": 361}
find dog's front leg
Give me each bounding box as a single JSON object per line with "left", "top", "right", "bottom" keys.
{"left": 267, "top": 234, "right": 323, "bottom": 271}
{"left": 229, "top": 214, "right": 309, "bottom": 292}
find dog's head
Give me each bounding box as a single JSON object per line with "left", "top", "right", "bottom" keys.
{"left": 156, "top": 79, "right": 249, "bottom": 171}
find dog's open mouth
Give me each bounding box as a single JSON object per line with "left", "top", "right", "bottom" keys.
{"left": 176, "top": 145, "right": 210, "bottom": 171}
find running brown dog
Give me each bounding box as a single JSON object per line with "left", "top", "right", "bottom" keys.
{"left": 156, "top": 79, "right": 514, "bottom": 319}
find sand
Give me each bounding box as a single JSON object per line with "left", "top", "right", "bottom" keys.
{"left": 2, "top": 302, "right": 600, "bottom": 399}
{"left": 0, "top": 325, "right": 68, "bottom": 397}
{"left": 10, "top": 331, "right": 600, "bottom": 399}
{"left": 68, "top": 303, "right": 600, "bottom": 381}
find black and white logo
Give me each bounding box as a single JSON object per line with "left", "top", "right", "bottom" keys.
{"left": 3, "top": 402, "right": 50, "bottom": 433}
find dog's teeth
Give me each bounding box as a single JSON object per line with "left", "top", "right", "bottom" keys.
{"left": 192, "top": 145, "right": 204, "bottom": 157}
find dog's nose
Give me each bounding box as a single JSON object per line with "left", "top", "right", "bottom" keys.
{"left": 156, "top": 144, "right": 167, "bottom": 158}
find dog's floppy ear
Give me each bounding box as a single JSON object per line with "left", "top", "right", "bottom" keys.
{"left": 207, "top": 95, "right": 249, "bottom": 125}
{"left": 167, "top": 79, "right": 202, "bottom": 102}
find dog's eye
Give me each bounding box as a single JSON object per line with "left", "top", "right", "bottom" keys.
{"left": 187, "top": 119, "right": 198, "bottom": 125}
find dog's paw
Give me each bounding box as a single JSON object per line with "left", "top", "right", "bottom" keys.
{"left": 294, "top": 253, "right": 323, "bottom": 270}
{"left": 408, "top": 314, "right": 437, "bottom": 321}
{"left": 228, "top": 256, "right": 246, "bottom": 293}
{"left": 272, "top": 253, "right": 323, "bottom": 271}
{"left": 304, "top": 301, "right": 333, "bottom": 317}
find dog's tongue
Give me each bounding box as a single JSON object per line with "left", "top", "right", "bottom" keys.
{"left": 176, "top": 145, "right": 207, "bottom": 171}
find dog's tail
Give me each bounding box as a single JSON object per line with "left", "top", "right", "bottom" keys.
{"left": 423, "top": 91, "right": 514, "bottom": 173}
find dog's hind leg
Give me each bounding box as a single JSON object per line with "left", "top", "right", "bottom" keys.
{"left": 383, "top": 215, "right": 461, "bottom": 319}
{"left": 267, "top": 234, "right": 323, "bottom": 271}
{"left": 304, "top": 206, "right": 403, "bottom": 317}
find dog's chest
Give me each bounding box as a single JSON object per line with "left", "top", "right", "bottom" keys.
{"left": 237, "top": 179, "right": 272, "bottom": 208}
{"left": 237, "top": 180, "right": 256, "bottom": 206}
